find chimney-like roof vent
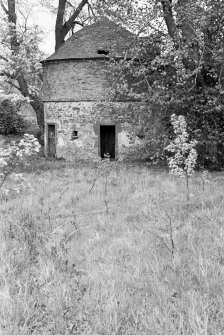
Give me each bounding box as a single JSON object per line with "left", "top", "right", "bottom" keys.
{"left": 97, "top": 50, "right": 109, "bottom": 55}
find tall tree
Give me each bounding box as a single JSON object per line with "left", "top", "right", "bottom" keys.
{"left": 0, "top": 0, "right": 93, "bottom": 140}
{"left": 55, "top": 0, "right": 90, "bottom": 50}
{"left": 0, "top": 0, "right": 44, "bottom": 139}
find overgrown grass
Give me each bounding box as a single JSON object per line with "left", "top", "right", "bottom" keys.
{"left": 0, "top": 161, "right": 224, "bottom": 334}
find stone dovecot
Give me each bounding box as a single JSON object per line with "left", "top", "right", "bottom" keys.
{"left": 42, "top": 18, "right": 153, "bottom": 161}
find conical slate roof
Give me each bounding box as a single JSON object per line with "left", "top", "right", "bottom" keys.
{"left": 45, "top": 18, "right": 137, "bottom": 61}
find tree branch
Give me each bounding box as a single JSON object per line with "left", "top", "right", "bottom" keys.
{"left": 67, "top": 0, "right": 75, "bottom": 8}
{"left": 55, "top": 0, "right": 88, "bottom": 50}
{"left": 87, "top": 1, "right": 95, "bottom": 19}
{"left": 0, "top": 0, "right": 8, "bottom": 14}
{"left": 7, "top": 0, "right": 19, "bottom": 51}
{"left": 73, "top": 20, "right": 84, "bottom": 27}
{"left": 7, "top": 80, "right": 21, "bottom": 91}
{"left": 38, "top": 71, "right": 43, "bottom": 83}
{"left": 0, "top": 172, "right": 9, "bottom": 189}
{"left": 0, "top": 54, "right": 9, "bottom": 62}
{"left": 160, "top": 0, "right": 178, "bottom": 42}
{"left": 64, "top": 0, "right": 88, "bottom": 32}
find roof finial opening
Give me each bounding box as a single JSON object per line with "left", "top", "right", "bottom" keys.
{"left": 97, "top": 50, "right": 109, "bottom": 55}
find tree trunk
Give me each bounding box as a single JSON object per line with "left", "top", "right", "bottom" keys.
{"left": 55, "top": 0, "right": 66, "bottom": 50}
{"left": 7, "top": 0, "right": 18, "bottom": 51}
{"left": 55, "top": 0, "right": 88, "bottom": 51}
{"left": 161, "top": 0, "right": 178, "bottom": 42}
{"left": 30, "top": 97, "right": 44, "bottom": 144}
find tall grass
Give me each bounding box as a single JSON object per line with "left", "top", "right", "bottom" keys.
{"left": 0, "top": 162, "right": 224, "bottom": 334}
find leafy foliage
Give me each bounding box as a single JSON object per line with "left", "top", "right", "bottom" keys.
{"left": 0, "top": 1, "right": 44, "bottom": 135}
{"left": 0, "top": 133, "right": 41, "bottom": 196}
{"left": 0, "top": 98, "right": 26, "bottom": 135}
{"left": 99, "top": 0, "right": 224, "bottom": 168}
{"left": 166, "top": 114, "right": 198, "bottom": 178}
{"left": 161, "top": 88, "right": 224, "bottom": 169}
{"left": 166, "top": 114, "right": 197, "bottom": 201}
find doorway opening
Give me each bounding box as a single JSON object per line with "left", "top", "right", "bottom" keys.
{"left": 47, "top": 124, "right": 56, "bottom": 157}
{"left": 100, "top": 125, "right": 116, "bottom": 159}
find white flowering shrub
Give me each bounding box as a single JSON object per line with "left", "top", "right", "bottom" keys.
{"left": 166, "top": 114, "right": 198, "bottom": 201}
{"left": 0, "top": 134, "right": 41, "bottom": 195}
{"left": 166, "top": 114, "right": 198, "bottom": 177}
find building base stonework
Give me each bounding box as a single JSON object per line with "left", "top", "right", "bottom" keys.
{"left": 44, "top": 101, "right": 159, "bottom": 161}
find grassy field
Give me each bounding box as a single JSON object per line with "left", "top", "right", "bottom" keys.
{"left": 0, "top": 160, "right": 224, "bottom": 334}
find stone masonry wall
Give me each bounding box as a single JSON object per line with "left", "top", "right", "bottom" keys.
{"left": 43, "top": 59, "right": 163, "bottom": 161}
{"left": 44, "top": 101, "right": 159, "bottom": 161}
{"left": 43, "top": 60, "right": 116, "bottom": 102}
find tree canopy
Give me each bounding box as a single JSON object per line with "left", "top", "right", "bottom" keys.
{"left": 97, "top": 0, "right": 224, "bottom": 167}
{"left": 0, "top": 0, "right": 93, "bottom": 139}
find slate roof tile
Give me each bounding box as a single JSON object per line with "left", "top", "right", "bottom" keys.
{"left": 46, "top": 18, "right": 137, "bottom": 61}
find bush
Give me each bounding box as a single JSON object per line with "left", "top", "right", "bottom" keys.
{"left": 158, "top": 88, "right": 224, "bottom": 170}
{"left": 0, "top": 99, "right": 26, "bottom": 135}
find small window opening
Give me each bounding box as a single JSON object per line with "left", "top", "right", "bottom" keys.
{"left": 71, "top": 130, "right": 78, "bottom": 140}
{"left": 97, "top": 49, "right": 109, "bottom": 55}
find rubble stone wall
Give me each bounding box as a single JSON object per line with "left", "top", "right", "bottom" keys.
{"left": 43, "top": 59, "right": 163, "bottom": 161}
{"left": 43, "top": 60, "right": 116, "bottom": 102}
{"left": 44, "top": 101, "right": 156, "bottom": 161}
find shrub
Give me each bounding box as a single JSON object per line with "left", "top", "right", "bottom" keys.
{"left": 0, "top": 99, "right": 26, "bottom": 135}
{"left": 0, "top": 134, "right": 41, "bottom": 195}
{"left": 166, "top": 114, "right": 197, "bottom": 201}
{"left": 159, "top": 88, "right": 224, "bottom": 170}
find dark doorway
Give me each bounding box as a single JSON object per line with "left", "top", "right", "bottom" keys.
{"left": 47, "top": 124, "right": 56, "bottom": 157}
{"left": 100, "top": 125, "right": 116, "bottom": 159}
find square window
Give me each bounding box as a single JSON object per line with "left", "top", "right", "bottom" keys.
{"left": 71, "top": 130, "right": 78, "bottom": 139}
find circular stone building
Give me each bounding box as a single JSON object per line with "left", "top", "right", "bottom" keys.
{"left": 42, "top": 18, "right": 157, "bottom": 161}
